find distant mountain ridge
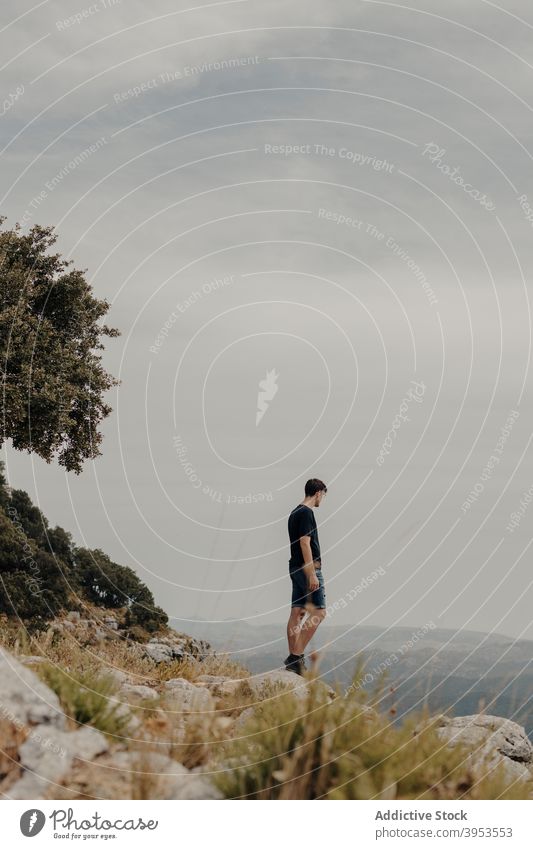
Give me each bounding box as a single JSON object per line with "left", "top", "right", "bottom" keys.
{"left": 180, "top": 619, "right": 533, "bottom": 739}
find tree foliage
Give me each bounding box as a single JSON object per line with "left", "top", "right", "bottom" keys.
{"left": 75, "top": 547, "right": 168, "bottom": 632}
{"left": 0, "top": 219, "right": 119, "bottom": 472}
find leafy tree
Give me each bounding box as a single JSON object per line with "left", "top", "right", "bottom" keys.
{"left": 124, "top": 585, "right": 169, "bottom": 633}
{"left": 9, "top": 488, "right": 47, "bottom": 545}
{"left": 0, "top": 509, "right": 26, "bottom": 572}
{"left": 0, "top": 462, "right": 9, "bottom": 510}
{"left": 75, "top": 547, "right": 168, "bottom": 631}
{"left": 46, "top": 525, "right": 75, "bottom": 567}
{"left": 0, "top": 219, "right": 119, "bottom": 472}
{"left": 0, "top": 550, "right": 70, "bottom": 622}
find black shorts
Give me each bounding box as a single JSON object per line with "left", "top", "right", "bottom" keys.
{"left": 290, "top": 567, "right": 326, "bottom": 609}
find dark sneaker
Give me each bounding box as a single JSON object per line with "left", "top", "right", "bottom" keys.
{"left": 284, "top": 654, "right": 305, "bottom": 675}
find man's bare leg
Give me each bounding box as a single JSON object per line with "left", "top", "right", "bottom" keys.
{"left": 287, "top": 607, "right": 306, "bottom": 655}
{"left": 293, "top": 607, "right": 326, "bottom": 656}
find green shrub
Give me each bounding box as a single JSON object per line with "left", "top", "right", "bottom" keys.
{"left": 8, "top": 489, "right": 47, "bottom": 546}
{"left": 0, "top": 510, "right": 27, "bottom": 573}
{"left": 38, "top": 664, "right": 130, "bottom": 737}
{"left": 0, "top": 550, "right": 70, "bottom": 623}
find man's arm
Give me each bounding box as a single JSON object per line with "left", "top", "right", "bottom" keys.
{"left": 300, "top": 536, "right": 319, "bottom": 591}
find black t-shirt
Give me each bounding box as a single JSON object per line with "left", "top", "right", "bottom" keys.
{"left": 288, "top": 504, "right": 321, "bottom": 570}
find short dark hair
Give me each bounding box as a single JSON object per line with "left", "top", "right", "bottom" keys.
{"left": 305, "top": 478, "right": 327, "bottom": 496}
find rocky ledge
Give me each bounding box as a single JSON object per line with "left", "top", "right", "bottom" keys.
{"left": 44, "top": 611, "right": 209, "bottom": 663}
{"left": 421, "top": 713, "right": 533, "bottom": 784}
{"left": 1, "top": 643, "right": 532, "bottom": 800}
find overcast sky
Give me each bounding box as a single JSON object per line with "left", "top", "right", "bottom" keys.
{"left": 2, "top": 0, "right": 533, "bottom": 644}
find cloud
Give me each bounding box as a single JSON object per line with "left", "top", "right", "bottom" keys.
{"left": 2, "top": 0, "right": 533, "bottom": 638}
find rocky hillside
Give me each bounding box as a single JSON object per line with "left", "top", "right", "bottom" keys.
{"left": 0, "top": 610, "right": 323, "bottom": 800}
{"left": 0, "top": 463, "right": 167, "bottom": 635}
{"left": 1, "top": 608, "right": 532, "bottom": 800}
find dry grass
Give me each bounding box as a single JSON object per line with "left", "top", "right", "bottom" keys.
{"left": 169, "top": 712, "right": 235, "bottom": 771}
{"left": 44, "top": 639, "right": 155, "bottom": 683}
{"left": 155, "top": 652, "right": 249, "bottom": 684}
{"left": 37, "top": 663, "right": 131, "bottom": 737}
{"left": 0, "top": 718, "right": 27, "bottom": 792}
{"left": 1, "top": 616, "right": 248, "bottom": 689}
{"left": 214, "top": 663, "right": 533, "bottom": 801}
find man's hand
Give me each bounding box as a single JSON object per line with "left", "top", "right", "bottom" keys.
{"left": 307, "top": 570, "right": 319, "bottom": 592}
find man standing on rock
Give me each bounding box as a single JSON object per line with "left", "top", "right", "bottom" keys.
{"left": 285, "top": 478, "right": 327, "bottom": 675}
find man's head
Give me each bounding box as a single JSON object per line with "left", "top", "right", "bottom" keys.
{"left": 304, "top": 478, "right": 327, "bottom": 507}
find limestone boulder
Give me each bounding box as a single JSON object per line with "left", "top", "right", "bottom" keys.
{"left": 144, "top": 642, "right": 183, "bottom": 663}
{"left": 7, "top": 725, "right": 109, "bottom": 799}
{"left": 0, "top": 647, "right": 65, "bottom": 730}
{"left": 424, "top": 714, "right": 533, "bottom": 784}
{"left": 246, "top": 669, "right": 334, "bottom": 702}
{"left": 163, "top": 678, "right": 214, "bottom": 711}
{"left": 196, "top": 674, "right": 246, "bottom": 697}
{"left": 119, "top": 683, "right": 159, "bottom": 702}
{"left": 52, "top": 750, "right": 222, "bottom": 800}
{"left": 144, "top": 632, "right": 209, "bottom": 663}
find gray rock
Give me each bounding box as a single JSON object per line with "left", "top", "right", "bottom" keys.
{"left": 163, "top": 676, "right": 193, "bottom": 691}
{"left": 114, "top": 703, "right": 142, "bottom": 733}
{"left": 0, "top": 647, "right": 65, "bottom": 730}
{"left": 22, "top": 725, "right": 108, "bottom": 770}
{"left": 426, "top": 714, "right": 533, "bottom": 784}
{"left": 170, "top": 771, "right": 222, "bottom": 800}
{"left": 119, "top": 684, "right": 159, "bottom": 702}
{"left": 97, "top": 751, "right": 221, "bottom": 799}
{"left": 66, "top": 611, "right": 81, "bottom": 623}
{"left": 144, "top": 642, "right": 184, "bottom": 663}
{"left": 246, "top": 669, "right": 334, "bottom": 701}
{"left": 195, "top": 674, "right": 244, "bottom": 697}
{"left": 163, "top": 678, "right": 214, "bottom": 711}
{"left": 103, "top": 617, "right": 119, "bottom": 630}
{"left": 148, "top": 632, "right": 210, "bottom": 661}
{"left": 497, "top": 758, "right": 532, "bottom": 784}
{"left": 7, "top": 725, "right": 109, "bottom": 799}
{"left": 105, "top": 668, "right": 129, "bottom": 686}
